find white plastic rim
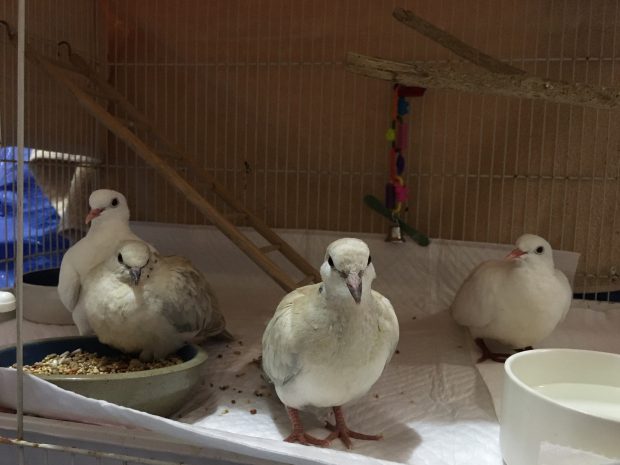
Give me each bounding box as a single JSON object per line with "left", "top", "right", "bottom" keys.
{"left": 501, "top": 348, "right": 620, "bottom": 465}
{"left": 0, "top": 291, "right": 16, "bottom": 313}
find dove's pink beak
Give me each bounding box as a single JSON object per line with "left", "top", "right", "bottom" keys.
{"left": 505, "top": 248, "right": 526, "bottom": 260}
{"left": 85, "top": 208, "right": 103, "bottom": 224}
{"left": 346, "top": 272, "right": 362, "bottom": 304}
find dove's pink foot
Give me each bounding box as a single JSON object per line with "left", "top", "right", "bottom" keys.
{"left": 475, "top": 338, "right": 512, "bottom": 363}
{"left": 284, "top": 407, "right": 330, "bottom": 447}
{"left": 324, "top": 406, "right": 383, "bottom": 449}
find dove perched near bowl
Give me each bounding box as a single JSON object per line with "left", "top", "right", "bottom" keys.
{"left": 450, "top": 234, "right": 572, "bottom": 363}
{"left": 262, "top": 238, "right": 399, "bottom": 448}
{"left": 80, "top": 240, "right": 229, "bottom": 361}
{"left": 58, "top": 189, "right": 153, "bottom": 334}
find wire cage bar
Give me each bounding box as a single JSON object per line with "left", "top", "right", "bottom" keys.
{"left": 1, "top": 1, "right": 619, "bottom": 296}
{"left": 0, "top": 0, "right": 619, "bottom": 463}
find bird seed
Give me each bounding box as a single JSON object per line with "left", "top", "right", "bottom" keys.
{"left": 15, "top": 350, "right": 183, "bottom": 375}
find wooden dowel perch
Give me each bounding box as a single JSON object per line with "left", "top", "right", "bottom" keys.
{"left": 345, "top": 8, "right": 620, "bottom": 110}
{"left": 346, "top": 52, "right": 620, "bottom": 110}
{"left": 392, "top": 7, "right": 525, "bottom": 76}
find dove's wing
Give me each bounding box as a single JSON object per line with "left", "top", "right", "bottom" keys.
{"left": 148, "top": 255, "right": 221, "bottom": 338}
{"left": 372, "top": 290, "right": 400, "bottom": 368}
{"left": 450, "top": 260, "right": 513, "bottom": 329}
{"left": 262, "top": 284, "right": 320, "bottom": 386}
{"left": 58, "top": 251, "right": 81, "bottom": 312}
{"left": 188, "top": 269, "right": 227, "bottom": 339}
{"left": 201, "top": 308, "right": 230, "bottom": 339}
{"left": 554, "top": 269, "right": 573, "bottom": 322}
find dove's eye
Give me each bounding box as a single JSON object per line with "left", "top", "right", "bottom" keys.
{"left": 535, "top": 246, "right": 544, "bottom": 254}
{"left": 111, "top": 198, "right": 119, "bottom": 207}
{"left": 367, "top": 255, "right": 372, "bottom": 266}
{"left": 117, "top": 253, "right": 123, "bottom": 263}
{"left": 328, "top": 256, "right": 334, "bottom": 268}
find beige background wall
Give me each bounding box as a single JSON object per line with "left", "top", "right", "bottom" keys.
{"left": 101, "top": 0, "right": 620, "bottom": 292}
{"left": 0, "top": 1, "right": 618, "bottom": 293}
{"left": 0, "top": 0, "right": 104, "bottom": 263}
{"left": 0, "top": 0, "right": 103, "bottom": 154}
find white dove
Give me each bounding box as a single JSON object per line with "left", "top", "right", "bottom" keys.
{"left": 262, "top": 238, "right": 399, "bottom": 448}
{"left": 80, "top": 240, "right": 228, "bottom": 361}
{"left": 58, "top": 189, "right": 150, "bottom": 334}
{"left": 450, "top": 234, "right": 572, "bottom": 363}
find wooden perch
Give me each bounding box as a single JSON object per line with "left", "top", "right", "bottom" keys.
{"left": 346, "top": 8, "right": 620, "bottom": 110}
{"left": 392, "top": 7, "right": 525, "bottom": 76}
{"left": 346, "top": 52, "right": 620, "bottom": 110}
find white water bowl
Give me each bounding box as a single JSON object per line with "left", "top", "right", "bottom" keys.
{"left": 23, "top": 269, "right": 74, "bottom": 325}
{"left": 501, "top": 348, "right": 620, "bottom": 465}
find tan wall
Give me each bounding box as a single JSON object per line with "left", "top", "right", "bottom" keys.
{"left": 0, "top": 0, "right": 103, "bottom": 153}
{"left": 1, "top": 1, "right": 618, "bottom": 292}
{"left": 0, "top": 0, "right": 105, "bottom": 236}
{"left": 100, "top": 0, "right": 620, "bottom": 292}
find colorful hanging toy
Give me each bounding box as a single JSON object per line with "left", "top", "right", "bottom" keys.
{"left": 364, "top": 84, "right": 430, "bottom": 246}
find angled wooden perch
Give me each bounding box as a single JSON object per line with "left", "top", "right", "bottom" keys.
{"left": 345, "top": 8, "right": 620, "bottom": 110}
{"left": 392, "top": 7, "right": 525, "bottom": 76}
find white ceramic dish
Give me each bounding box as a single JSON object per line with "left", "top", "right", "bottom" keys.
{"left": 501, "top": 348, "right": 620, "bottom": 465}
{"left": 23, "top": 269, "right": 74, "bottom": 325}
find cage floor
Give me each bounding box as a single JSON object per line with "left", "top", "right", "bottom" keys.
{"left": 0, "top": 223, "right": 617, "bottom": 465}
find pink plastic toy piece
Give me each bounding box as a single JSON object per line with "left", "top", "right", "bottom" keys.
{"left": 394, "top": 183, "right": 409, "bottom": 202}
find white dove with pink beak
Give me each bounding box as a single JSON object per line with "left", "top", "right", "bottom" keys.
{"left": 450, "top": 234, "right": 572, "bottom": 362}
{"left": 58, "top": 189, "right": 153, "bottom": 334}
{"left": 262, "top": 238, "right": 399, "bottom": 448}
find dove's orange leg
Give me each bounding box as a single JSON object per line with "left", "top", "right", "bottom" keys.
{"left": 324, "top": 406, "right": 383, "bottom": 449}
{"left": 284, "top": 407, "right": 330, "bottom": 447}
{"left": 475, "top": 338, "right": 512, "bottom": 363}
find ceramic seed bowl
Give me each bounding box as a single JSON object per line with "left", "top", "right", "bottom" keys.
{"left": 0, "top": 335, "right": 208, "bottom": 417}
{"left": 501, "top": 348, "right": 620, "bottom": 465}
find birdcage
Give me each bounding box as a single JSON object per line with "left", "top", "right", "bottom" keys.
{"left": 0, "top": 1, "right": 619, "bottom": 464}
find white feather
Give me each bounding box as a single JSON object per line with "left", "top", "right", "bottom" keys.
{"left": 57, "top": 189, "right": 152, "bottom": 334}
{"left": 450, "top": 234, "right": 572, "bottom": 348}
{"left": 262, "top": 238, "right": 399, "bottom": 410}
{"left": 80, "top": 240, "right": 227, "bottom": 361}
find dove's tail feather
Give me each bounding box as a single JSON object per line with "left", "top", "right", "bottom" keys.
{"left": 194, "top": 309, "right": 231, "bottom": 341}
{"left": 211, "top": 328, "right": 235, "bottom": 341}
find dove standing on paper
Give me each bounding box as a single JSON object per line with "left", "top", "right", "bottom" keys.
{"left": 450, "top": 234, "right": 572, "bottom": 363}
{"left": 80, "top": 240, "right": 228, "bottom": 361}
{"left": 262, "top": 238, "right": 399, "bottom": 448}
{"left": 58, "top": 189, "right": 151, "bottom": 334}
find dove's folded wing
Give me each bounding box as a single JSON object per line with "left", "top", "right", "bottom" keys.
{"left": 554, "top": 270, "right": 573, "bottom": 322}
{"left": 261, "top": 287, "right": 315, "bottom": 386}
{"left": 372, "top": 291, "right": 400, "bottom": 367}
{"left": 153, "top": 255, "right": 225, "bottom": 339}
{"left": 450, "top": 260, "right": 512, "bottom": 329}
{"left": 58, "top": 256, "right": 81, "bottom": 312}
